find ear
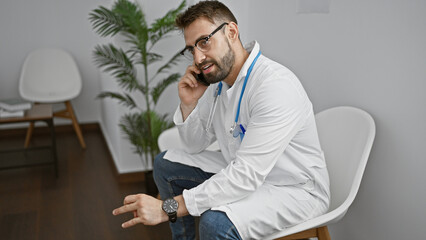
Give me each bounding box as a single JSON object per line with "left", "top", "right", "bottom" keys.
{"left": 227, "top": 22, "right": 239, "bottom": 42}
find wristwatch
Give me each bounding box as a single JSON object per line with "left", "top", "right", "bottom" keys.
{"left": 162, "top": 198, "right": 179, "bottom": 223}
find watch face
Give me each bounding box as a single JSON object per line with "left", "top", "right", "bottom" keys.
{"left": 162, "top": 198, "right": 178, "bottom": 214}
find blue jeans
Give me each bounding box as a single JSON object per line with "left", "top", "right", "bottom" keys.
{"left": 153, "top": 151, "right": 242, "bottom": 240}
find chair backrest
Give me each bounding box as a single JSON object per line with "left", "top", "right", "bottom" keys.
{"left": 19, "top": 48, "right": 82, "bottom": 103}
{"left": 315, "top": 106, "right": 375, "bottom": 212}
{"left": 158, "top": 127, "right": 183, "bottom": 152}
{"left": 258, "top": 106, "right": 376, "bottom": 239}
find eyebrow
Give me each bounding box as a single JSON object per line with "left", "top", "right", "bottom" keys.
{"left": 184, "top": 35, "right": 209, "bottom": 49}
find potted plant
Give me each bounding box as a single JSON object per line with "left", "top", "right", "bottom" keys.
{"left": 89, "top": 0, "right": 186, "bottom": 194}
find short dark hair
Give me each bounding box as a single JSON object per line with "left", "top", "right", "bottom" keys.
{"left": 175, "top": 0, "right": 238, "bottom": 30}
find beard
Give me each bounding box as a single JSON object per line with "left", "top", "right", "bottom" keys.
{"left": 198, "top": 40, "right": 235, "bottom": 84}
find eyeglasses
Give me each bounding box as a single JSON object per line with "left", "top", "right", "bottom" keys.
{"left": 180, "top": 23, "right": 228, "bottom": 60}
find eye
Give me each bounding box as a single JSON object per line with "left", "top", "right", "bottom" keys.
{"left": 197, "top": 39, "right": 210, "bottom": 49}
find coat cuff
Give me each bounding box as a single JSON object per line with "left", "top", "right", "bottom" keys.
{"left": 182, "top": 189, "right": 201, "bottom": 217}
{"left": 173, "top": 104, "right": 200, "bottom": 126}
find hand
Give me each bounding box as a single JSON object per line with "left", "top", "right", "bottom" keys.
{"left": 178, "top": 65, "right": 209, "bottom": 114}
{"left": 112, "top": 194, "right": 168, "bottom": 228}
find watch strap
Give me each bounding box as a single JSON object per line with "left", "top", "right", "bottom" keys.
{"left": 168, "top": 212, "right": 177, "bottom": 223}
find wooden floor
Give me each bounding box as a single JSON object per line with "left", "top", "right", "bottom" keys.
{"left": 0, "top": 125, "right": 172, "bottom": 240}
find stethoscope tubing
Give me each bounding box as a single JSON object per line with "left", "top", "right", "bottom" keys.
{"left": 205, "top": 50, "right": 262, "bottom": 137}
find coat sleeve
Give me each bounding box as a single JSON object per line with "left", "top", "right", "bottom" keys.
{"left": 173, "top": 86, "right": 217, "bottom": 154}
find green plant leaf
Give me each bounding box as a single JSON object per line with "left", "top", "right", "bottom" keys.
{"left": 93, "top": 44, "right": 139, "bottom": 92}
{"left": 113, "top": 0, "right": 147, "bottom": 36}
{"left": 154, "top": 51, "right": 182, "bottom": 76}
{"left": 119, "top": 111, "right": 173, "bottom": 163}
{"left": 151, "top": 73, "right": 181, "bottom": 105}
{"left": 136, "top": 85, "right": 149, "bottom": 96}
{"left": 90, "top": 0, "right": 186, "bottom": 167}
{"left": 135, "top": 52, "right": 163, "bottom": 66}
{"left": 148, "top": 0, "right": 186, "bottom": 48}
{"left": 120, "top": 112, "right": 150, "bottom": 157}
{"left": 97, "top": 91, "right": 137, "bottom": 109}
{"left": 113, "top": 0, "right": 149, "bottom": 64}
{"left": 89, "top": 6, "right": 123, "bottom": 37}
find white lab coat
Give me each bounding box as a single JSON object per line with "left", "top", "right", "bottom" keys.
{"left": 164, "top": 41, "right": 330, "bottom": 239}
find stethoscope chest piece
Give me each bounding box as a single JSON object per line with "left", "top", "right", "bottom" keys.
{"left": 230, "top": 122, "right": 237, "bottom": 136}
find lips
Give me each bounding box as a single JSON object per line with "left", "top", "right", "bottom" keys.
{"left": 201, "top": 64, "right": 214, "bottom": 74}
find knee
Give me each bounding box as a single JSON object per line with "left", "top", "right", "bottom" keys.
{"left": 153, "top": 151, "right": 167, "bottom": 169}
{"left": 199, "top": 210, "right": 241, "bottom": 240}
{"left": 199, "top": 211, "right": 218, "bottom": 238}
{"left": 153, "top": 151, "right": 168, "bottom": 182}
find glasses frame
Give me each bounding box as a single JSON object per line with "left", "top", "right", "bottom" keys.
{"left": 180, "top": 22, "right": 229, "bottom": 59}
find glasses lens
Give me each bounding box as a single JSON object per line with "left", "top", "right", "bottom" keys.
{"left": 196, "top": 39, "right": 210, "bottom": 52}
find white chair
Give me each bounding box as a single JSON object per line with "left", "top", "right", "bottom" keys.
{"left": 158, "top": 127, "right": 220, "bottom": 152}
{"left": 265, "top": 106, "right": 376, "bottom": 240}
{"left": 157, "top": 107, "right": 375, "bottom": 240}
{"left": 19, "top": 48, "right": 86, "bottom": 149}
{"left": 158, "top": 127, "right": 183, "bottom": 152}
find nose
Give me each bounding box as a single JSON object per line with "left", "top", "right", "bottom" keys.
{"left": 193, "top": 48, "right": 206, "bottom": 65}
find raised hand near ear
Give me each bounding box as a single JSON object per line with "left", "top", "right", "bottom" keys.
{"left": 178, "top": 65, "right": 209, "bottom": 121}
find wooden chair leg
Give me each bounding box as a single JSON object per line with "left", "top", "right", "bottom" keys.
{"left": 274, "top": 226, "right": 331, "bottom": 240}
{"left": 24, "top": 122, "right": 35, "bottom": 148}
{"left": 65, "top": 101, "right": 86, "bottom": 149}
{"left": 275, "top": 228, "right": 317, "bottom": 240}
{"left": 317, "top": 226, "right": 331, "bottom": 240}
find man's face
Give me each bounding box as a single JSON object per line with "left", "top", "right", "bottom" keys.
{"left": 183, "top": 18, "right": 235, "bottom": 84}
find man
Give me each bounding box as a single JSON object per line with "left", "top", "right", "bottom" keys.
{"left": 112, "top": 1, "right": 330, "bottom": 239}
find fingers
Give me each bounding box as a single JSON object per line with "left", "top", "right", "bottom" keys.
{"left": 181, "top": 65, "right": 201, "bottom": 88}
{"left": 112, "top": 195, "right": 142, "bottom": 228}
{"left": 188, "top": 63, "right": 201, "bottom": 75}
{"left": 113, "top": 194, "right": 165, "bottom": 228}
{"left": 121, "top": 217, "right": 141, "bottom": 228}
{"left": 123, "top": 194, "right": 139, "bottom": 205}
{"left": 112, "top": 203, "right": 136, "bottom": 216}
{"left": 113, "top": 194, "right": 145, "bottom": 215}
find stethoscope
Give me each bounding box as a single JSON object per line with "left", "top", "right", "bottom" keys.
{"left": 205, "top": 51, "right": 261, "bottom": 140}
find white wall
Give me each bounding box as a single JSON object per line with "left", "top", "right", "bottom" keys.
{"left": 226, "top": 0, "right": 425, "bottom": 239}
{"left": 0, "top": 0, "right": 106, "bottom": 125}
